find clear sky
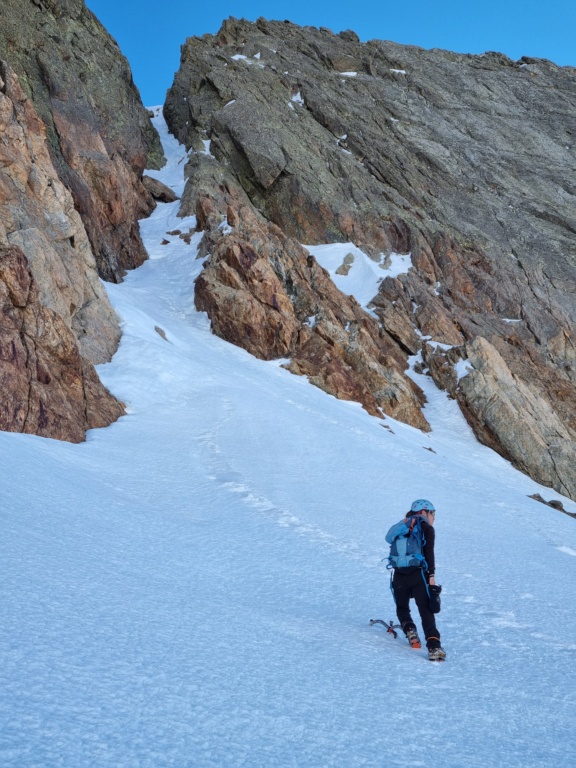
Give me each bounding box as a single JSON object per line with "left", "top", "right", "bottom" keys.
{"left": 85, "top": 0, "right": 576, "bottom": 106}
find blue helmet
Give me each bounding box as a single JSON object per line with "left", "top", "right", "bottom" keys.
{"left": 410, "top": 499, "right": 435, "bottom": 513}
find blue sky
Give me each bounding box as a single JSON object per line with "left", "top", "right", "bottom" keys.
{"left": 85, "top": 0, "right": 576, "bottom": 106}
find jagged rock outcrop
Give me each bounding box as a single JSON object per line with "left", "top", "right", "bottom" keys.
{"left": 427, "top": 337, "right": 576, "bottom": 498}
{"left": 0, "top": 60, "right": 123, "bottom": 439}
{"left": 142, "top": 175, "right": 180, "bottom": 203}
{"left": 0, "top": 244, "right": 124, "bottom": 441}
{"left": 0, "top": 0, "right": 164, "bottom": 282}
{"left": 459, "top": 338, "right": 575, "bottom": 498}
{"left": 0, "top": 0, "right": 165, "bottom": 442}
{"left": 0, "top": 61, "right": 119, "bottom": 364}
{"left": 194, "top": 175, "right": 428, "bottom": 428}
{"left": 165, "top": 18, "right": 576, "bottom": 499}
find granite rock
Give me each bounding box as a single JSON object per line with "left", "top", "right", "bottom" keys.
{"left": 166, "top": 18, "right": 576, "bottom": 498}
{"left": 0, "top": 61, "right": 124, "bottom": 440}
{"left": 0, "top": 0, "right": 165, "bottom": 282}
{"left": 0, "top": 244, "right": 124, "bottom": 441}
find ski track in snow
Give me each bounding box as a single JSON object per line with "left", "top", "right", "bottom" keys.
{"left": 0, "top": 110, "right": 575, "bottom": 768}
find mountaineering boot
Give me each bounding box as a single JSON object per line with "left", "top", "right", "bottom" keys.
{"left": 406, "top": 628, "right": 422, "bottom": 649}
{"left": 428, "top": 647, "right": 447, "bottom": 662}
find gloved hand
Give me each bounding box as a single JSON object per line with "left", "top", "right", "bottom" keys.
{"left": 429, "top": 584, "right": 442, "bottom": 613}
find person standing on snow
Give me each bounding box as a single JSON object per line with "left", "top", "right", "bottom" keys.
{"left": 387, "top": 499, "right": 446, "bottom": 661}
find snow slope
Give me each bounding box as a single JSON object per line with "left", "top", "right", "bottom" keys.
{"left": 1, "top": 110, "right": 575, "bottom": 768}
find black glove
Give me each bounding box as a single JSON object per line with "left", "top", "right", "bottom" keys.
{"left": 429, "top": 584, "right": 442, "bottom": 613}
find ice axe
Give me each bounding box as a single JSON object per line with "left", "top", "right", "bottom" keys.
{"left": 369, "top": 618, "right": 402, "bottom": 638}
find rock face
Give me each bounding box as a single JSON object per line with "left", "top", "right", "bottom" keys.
{"left": 0, "top": 0, "right": 165, "bottom": 442}
{"left": 165, "top": 18, "right": 576, "bottom": 499}
{"left": 0, "top": 243, "right": 124, "bottom": 441}
{"left": 0, "top": 60, "right": 123, "bottom": 440}
{"left": 458, "top": 338, "right": 575, "bottom": 498}
{"left": 0, "top": 61, "right": 119, "bottom": 365}
{"left": 0, "top": 0, "right": 164, "bottom": 282}
{"left": 194, "top": 177, "right": 428, "bottom": 428}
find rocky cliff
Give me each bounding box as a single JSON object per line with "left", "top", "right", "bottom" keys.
{"left": 0, "top": 63, "right": 124, "bottom": 440}
{"left": 0, "top": 61, "right": 119, "bottom": 365}
{"left": 0, "top": 0, "right": 165, "bottom": 442}
{"left": 165, "top": 18, "right": 576, "bottom": 499}
{"left": 0, "top": 0, "right": 164, "bottom": 283}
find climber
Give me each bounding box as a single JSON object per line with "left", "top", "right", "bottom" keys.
{"left": 386, "top": 499, "right": 446, "bottom": 661}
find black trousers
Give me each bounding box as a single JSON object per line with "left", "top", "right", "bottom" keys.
{"left": 392, "top": 568, "right": 441, "bottom": 649}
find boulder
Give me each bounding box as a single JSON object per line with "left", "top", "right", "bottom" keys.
{"left": 142, "top": 175, "right": 180, "bottom": 203}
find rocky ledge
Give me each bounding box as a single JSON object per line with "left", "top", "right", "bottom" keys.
{"left": 165, "top": 18, "right": 576, "bottom": 499}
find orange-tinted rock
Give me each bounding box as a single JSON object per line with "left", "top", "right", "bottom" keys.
{"left": 0, "top": 246, "right": 124, "bottom": 441}
{"left": 195, "top": 193, "right": 429, "bottom": 429}
{"left": 0, "top": 61, "right": 120, "bottom": 365}
{"left": 0, "top": 0, "right": 164, "bottom": 282}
